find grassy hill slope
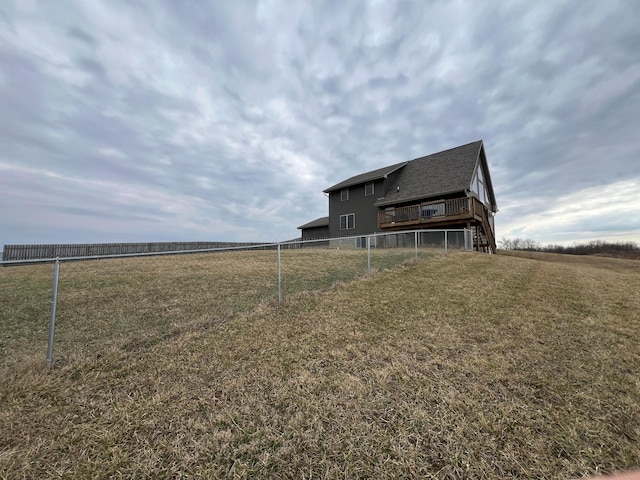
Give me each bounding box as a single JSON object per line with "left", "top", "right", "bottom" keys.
{"left": 1, "top": 252, "right": 639, "bottom": 478}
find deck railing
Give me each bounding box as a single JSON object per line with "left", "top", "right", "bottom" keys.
{"left": 378, "top": 197, "right": 477, "bottom": 227}
{"left": 378, "top": 196, "right": 498, "bottom": 253}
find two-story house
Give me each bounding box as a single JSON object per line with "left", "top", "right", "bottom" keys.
{"left": 298, "top": 140, "right": 498, "bottom": 253}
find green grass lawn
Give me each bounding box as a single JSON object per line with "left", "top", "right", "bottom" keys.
{"left": 1, "top": 250, "right": 639, "bottom": 478}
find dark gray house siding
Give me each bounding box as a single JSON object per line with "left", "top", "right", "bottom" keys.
{"left": 298, "top": 217, "right": 330, "bottom": 241}
{"left": 327, "top": 178, "right": 385, "bottom": 237}
{"left": 301, "top": 225, "right": 329, "bottom": 241}
{"left": 323, "top": 161, "right": 407, "bottom": 238}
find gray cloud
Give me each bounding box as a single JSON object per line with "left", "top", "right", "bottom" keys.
{"left": 1, "top": 0, "right": 639, "bottom": 247}
{"left": 67, "top": 28, "right": 98, "bottom": 46}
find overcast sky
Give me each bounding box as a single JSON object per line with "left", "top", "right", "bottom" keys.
{"left": 1, "top": 0, "right": 639, "bottom": 248}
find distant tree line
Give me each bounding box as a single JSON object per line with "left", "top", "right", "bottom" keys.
{"left": 498, "top": 238, "right": 640, "bottom": 259}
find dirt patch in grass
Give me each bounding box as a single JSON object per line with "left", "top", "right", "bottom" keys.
{"left": 1, "top": 252, "right": 639, "bottom": 478}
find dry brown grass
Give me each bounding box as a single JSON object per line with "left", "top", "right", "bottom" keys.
{"left": 499, "top": 249, "right": 640, "bottom": 274}
{"left": 1, "top": 247, "right": 427, "bottom": 368}
{"left": 1, "top": 250, "right": 639, "bottom": 478}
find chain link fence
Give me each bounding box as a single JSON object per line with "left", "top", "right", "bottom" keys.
{"left": 0, "top": 229, "right": 471, "bottom": 368}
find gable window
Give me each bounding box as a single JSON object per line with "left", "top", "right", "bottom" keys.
{"left": 364, "top": 182, "right": 374, "bottom": 196}
{"left": 340, "top": 213, "right": 355, "bottom": 230}
{"left": 472, "top": 165, "right": 489, "bottom": 206}
{"left": 340, "top": 188, "right": 349, "bottom": 201}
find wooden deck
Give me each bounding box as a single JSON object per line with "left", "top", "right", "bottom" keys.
{"left": 378, "top": 197, "right": 496, "bottom": 253}
{"left": 378, "top": 197, "right": 481, "bottom": 227}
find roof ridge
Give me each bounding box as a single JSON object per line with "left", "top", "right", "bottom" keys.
{"left": 405, "top": 140, "right": 482, "bottom": 163}
{"left": 323, "top": 140, "right": 484, "bottom": 193}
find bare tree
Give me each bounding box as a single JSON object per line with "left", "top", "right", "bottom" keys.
{"left": 498, "top": 237, "right": 514, "bottom": 250}
{"left": 498, "top": 237, "right": 539, "bottom": 251}
{"left": 521, "top": 239, "right": 539, "bottom": 250}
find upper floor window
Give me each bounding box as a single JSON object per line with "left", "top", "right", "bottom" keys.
{"left": 340, "top": 188, "right": 349, "bottom": 201}
{"left": 364, "top": 182, "right": 374, "bottom": 196}
{"left": 340, "top": 213, "right": 355, "bottom": 230}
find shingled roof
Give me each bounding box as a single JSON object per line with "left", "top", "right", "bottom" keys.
{"left": 297, "top": 216, "right": 329, "bottom": 230}
{"left": 377, "top": 140, "right": 488, "bottom": 205}
{"left": 323, "top": 161, "right": 408, "bottom": 193}
{"left": 322, "top": 140, "right": 496, "bottom": 210}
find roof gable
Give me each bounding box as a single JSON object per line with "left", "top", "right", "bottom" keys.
{"left": 323, "top": 161, "right": 408, "bottom": 193}
{"left": 321, "top": 140, "right": 497, "bottom": 211}
{"left": 376, "top": 140, "right": 484, "bottom": 206}
{"left": 472, "top": 145, "right": 498, "bottom": 210}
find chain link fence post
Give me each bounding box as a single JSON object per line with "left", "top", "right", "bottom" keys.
{"left": 445, "top": 230, "right": 448, "bottom": 255}
{"left": 367, "top": 235, "right": 371, "bottom": 275}
{"left": 47, "top": 258, "right": 60, "bottom": 368}
{"left": 277, "top": 243, "right": 282, "bottom": 304}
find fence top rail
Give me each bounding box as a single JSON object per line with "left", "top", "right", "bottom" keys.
{"left": 291, "top": 228, "right": 468, "bottom": 246}
{"left": 1, "top": 228, "right": 470, "bottom": 265}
